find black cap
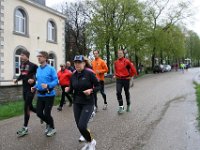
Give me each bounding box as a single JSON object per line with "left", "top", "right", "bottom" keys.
{"left": 73, "top": 55, "right": 84, "bottom": 62}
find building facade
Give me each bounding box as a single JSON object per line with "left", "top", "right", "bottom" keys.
{"left": 0, "top": 0, "right": 66, "bottom": 86}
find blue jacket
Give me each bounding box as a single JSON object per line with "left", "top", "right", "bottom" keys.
{"left": 34, "top": 64, "right": 58, "bottom": 97}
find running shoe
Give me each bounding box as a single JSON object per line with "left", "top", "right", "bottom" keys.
{"left": 46, "top": 128, "right": 56, "bottom": 137}
{"left": 102, "top": 104, "right": 108, "bottom": 110}
{"left": 126, "top": 105, "right": 131, "bottom": 112}
{"left": 45, "top": 124, "right": 50, "bottom": 135}
{"left": 79, "top": 135, "right": 86, "bottom": 142}
{"left": 81, "top": 139, "right": 96, "bottom": 150}
{"left": 118, "top": 106, "right": 125, "bottom": 114}
{"left": 57, "top": 106, "right": 62, "bottom": 111}
{"left": 17, "top": 127, "right": 28, "bottom": 137}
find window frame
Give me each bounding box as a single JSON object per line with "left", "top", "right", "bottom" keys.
{"left": 13, "top": 7, "right": 29, "bottom": 37}
{"left": 47, "top": 19, "right": 57, "bottom": 43}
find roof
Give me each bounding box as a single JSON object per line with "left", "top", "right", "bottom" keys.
{"left": 20, "top": 0, "right": 67, "bottom": 19}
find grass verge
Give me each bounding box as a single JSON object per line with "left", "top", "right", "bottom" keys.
{"left": 0, "top": 96, "right": 61, "bottom": 121}
{"left": 195, "top": 82, "right": 200, "bottom": 128}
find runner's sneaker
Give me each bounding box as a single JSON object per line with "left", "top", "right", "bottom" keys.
{"left": 126, "top": 105, "right": 131, "bottom": 112}
{"left": 46, "top": 128, "right": 56, "bottom": 137}
{"left": 102, "top": 104, "right": 108, "bottom": 110}
{"left": 57, "top": 106, "right": 62, "bottom": 111}
{"left": 81, "top": 139, "right": 96, "bottom": 150}
{"left": 118, "top": 106, "right": 125, "bottom": 114}
{"left": 88, "top": 139, "right": 96, "bottom": 150}
{"left": 45, "top": 124, "right": 50, "bottom": 135}
{"left": 17, "top": 127, "right": 28, "bottom": 137}
{"left": 79, "top": 135, "right": 86, "bottom": 142}
{"left": 40, "top": 119, "right": 44, "bottom": 124}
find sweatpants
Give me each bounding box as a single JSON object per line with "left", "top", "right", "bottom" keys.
{"left": 94, "top": 80, "right": 107, "bottom": 108}
{"left": 59, "top": 86, "right": 72, "bottom": 107}
{"left": 23, "top": 90, "right": 36, "bottom": 127}
{"left": 116, "top": 79, "right": 130, "bottom": 106}
{"left": 73, "top": 103, "right": 94, "bottom": 142}
{"left": 36, "top": 96, "right": 55, "bottom": 129}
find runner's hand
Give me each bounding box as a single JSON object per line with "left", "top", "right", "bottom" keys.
{"left": 83, "top": 89, "right": 93, "bottom": 96}
{"left": 41, "top": 83, "right": 48, "bottom": 89}
{"left": 14, "top": 79, "right": 18, "bottom": 84}
{"left": 28, "top": 79, "right": 34, "bottom": 84}
{"left": 65, "top": 87, "right": 70, "bottom": 92}
{"left": 31, "top": 87, "right": 36, "bottom": 93}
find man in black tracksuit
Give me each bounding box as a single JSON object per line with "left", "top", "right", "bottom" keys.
{"left": 67, "top": 55, "right": 100, "bottom": 150}
{"left": 14, "top": 50, "right": 38, "bottom": 137}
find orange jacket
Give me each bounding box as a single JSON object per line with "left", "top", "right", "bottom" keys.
{"left": 114, "top": 57, "right": 137, "bottom": 78}
{"left": 92, "top": 57, "right": 108, "bottom": 81}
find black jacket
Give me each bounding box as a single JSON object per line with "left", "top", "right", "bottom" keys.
{"left": 17, "top": 61, "right": 38, "bottom": 91}
{"left": 69, "top": 69, "right": 100, "bottom": 105}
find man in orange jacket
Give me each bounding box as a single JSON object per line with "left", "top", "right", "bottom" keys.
{"left": 92, "top": 50, "right": 108, "bottom": 110}
{"left": 114, "top": 49, "right": 137, "bottom": 114}
{"left": 57, "top": 64, "right": 73, "bottom": 111}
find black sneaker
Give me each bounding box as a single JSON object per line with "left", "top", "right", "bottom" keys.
{"left": 57, "top": 106, "right": 62, "bottom": 111}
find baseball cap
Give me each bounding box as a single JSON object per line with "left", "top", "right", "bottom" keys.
{"left": 73, "top": 55, "right": 84, "bottom": 62}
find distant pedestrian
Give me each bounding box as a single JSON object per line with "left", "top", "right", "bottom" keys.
{"left": 57, "top": 64, "right": 73, "bottom": 111}
{"left": 91, "top": 50, "right": 108, "bottom": 111}
{"left": 180, "top": 63, "right": 185, "bottom": 74}
{"left": 66, "top": 61, "right": 75, "bottom": 72}
{"left": 31, "top": 51, "right": 58, "bottom": 137}
{"left": 65, "top": 55, "right": 100, "bottom": 150}
{"left": 14, "top": 50, "right": 38, "bottom": 137}
{"left": 114, "top": 49, "right": 137, "bottom": 114}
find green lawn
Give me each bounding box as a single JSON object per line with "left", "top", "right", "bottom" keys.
{"left": 195, "top": 83, "right": 200, "bottom": 128}
{"left": 0, "top": 96, "right": 61, "bottom": 121}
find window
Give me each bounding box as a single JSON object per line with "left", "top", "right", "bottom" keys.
{"left": 14, "top": 8, "right": 27, "bottom": 34}
{"left": 48, "top": 53, "right": 56, "bottom": 68}
{"left": 15, "top": 49, "right": 23, "bottom": 76}
{"left": 47, "top": 20, "right": 56, "bottom": 42}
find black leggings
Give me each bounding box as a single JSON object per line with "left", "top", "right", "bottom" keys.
{"left": 59, "top": 86, "right": 72, "bottom": 107}
{"left": 23, "top": 90, "right": 36, "bottom": 127}
{"left": 116, "top": 79, "right": 130, "bottom": 106}
{"left": 36, "top": 96, "right": 55, "bottom": 129}
{"left": 94, "top": 80, "right": 107, "bottom": 107}
{"left": 73, "top": 103, "right": 94, "bottom": 142}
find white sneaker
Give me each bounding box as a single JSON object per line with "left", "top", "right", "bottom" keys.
{"left": 103, "top": 104, "right": 108, "bottom": 110}
{"left": 79, "top": 135, "right": 86, "bottom": 142}
{"left": 45, "top": 124, "right": 50, "bottom": 135}
{"left": 81, "top": 139, "right": 96, "bottom": 150}
{"left": 46, "top": 128, "right": 56, "bottom": 137}
{"left": 88, "top": 139, "right": 96, "bottom": 150}
{"left": 81, "top": 143, "right": 89, "bottom": 150}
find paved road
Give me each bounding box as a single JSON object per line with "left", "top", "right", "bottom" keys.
{"left": 1, "top": 68, "right": 200, "bottom": 150}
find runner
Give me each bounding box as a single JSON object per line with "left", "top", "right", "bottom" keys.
{"left": 91, "top": 50, "right": 108, "bottom": 111}
{"left": 57, "top": 63, "right": 73, "bottom": 111}
{"left": 14, "top": 50, "right": 38, "bottom": 137}
{"left": 31, "top": 51, "right": 58, "bottom": 137}
{"left": 65, "top": 55, "right": 100, "bottom": 150}
{"left": 114, "top": 49, "right": 137, "bottom": 114}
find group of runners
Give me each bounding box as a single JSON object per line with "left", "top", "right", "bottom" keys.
{"left": 14, "top": 49, "right": 137, "bottom": 150}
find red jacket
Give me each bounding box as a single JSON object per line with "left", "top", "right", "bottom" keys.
{"left": 57, "top": 69, "right": 72, "bottom": 86}
{"left": 114, "top": 57, "right": 137, "bottom": 78}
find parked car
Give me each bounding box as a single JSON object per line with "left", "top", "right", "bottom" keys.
{"left": 153, "top": 64, "right": 164, "bottom": 73}
{"left": 163, "top": 65, "right": 171, "bottom": 72}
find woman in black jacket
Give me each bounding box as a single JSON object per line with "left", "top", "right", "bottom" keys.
{"left": 66, "top": 55, "right": 100, "bottom": 150}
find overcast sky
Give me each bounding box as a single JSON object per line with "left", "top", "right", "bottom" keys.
{"left": 46, "top": 0, "right": 200, "bottom": 36}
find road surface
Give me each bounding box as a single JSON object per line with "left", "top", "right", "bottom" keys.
{"left": 1, "top": 68, "right": 200, "bottom": 150}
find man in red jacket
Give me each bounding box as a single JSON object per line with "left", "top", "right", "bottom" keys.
{"left": 114, "top": 49, "right": 137, "bottom": 114}
{"left": 57, "top": 64, "right": 73, "bottom": 111}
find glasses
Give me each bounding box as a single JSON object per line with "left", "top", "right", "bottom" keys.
{"left": 60, "top": 66, "right": 64, "bottom": 67}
